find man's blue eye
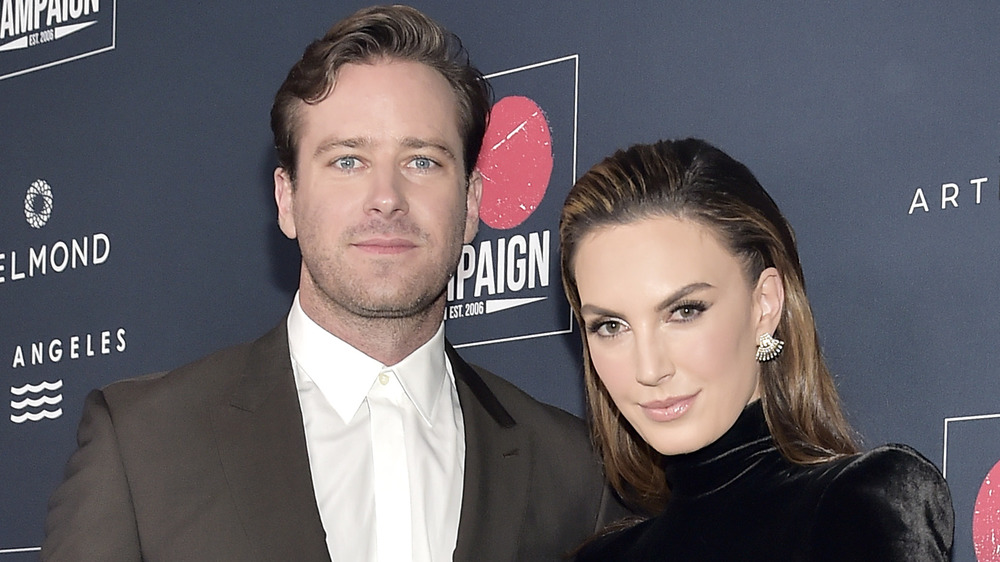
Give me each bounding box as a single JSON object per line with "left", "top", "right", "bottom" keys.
{"left": 334, "top": 157, "right": 359, "bottom": 169}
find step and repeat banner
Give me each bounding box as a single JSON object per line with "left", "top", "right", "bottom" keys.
{"left": 2, "top": 2, "right": 998, "bottom": 560}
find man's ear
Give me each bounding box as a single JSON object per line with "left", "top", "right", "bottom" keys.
{"left": 464, "top": 170, "right": 483, "bottom": 243}
{"left": 754, "top": 267, "right": 785, "bottom": 336}
{"left": 274, "top": 167, "right": 297, "bottom": 240}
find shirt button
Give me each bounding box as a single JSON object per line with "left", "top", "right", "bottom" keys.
{"left": 378, "top": 372, "right": 390, "bottom": 385}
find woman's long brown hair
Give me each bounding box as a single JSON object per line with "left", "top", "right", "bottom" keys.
{"left": 560, "top": 139, "right": 858, "bottom": 514}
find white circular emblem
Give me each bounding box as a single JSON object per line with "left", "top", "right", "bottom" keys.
{"left": 24, "top": 179, "right": 53, "bottom": 229}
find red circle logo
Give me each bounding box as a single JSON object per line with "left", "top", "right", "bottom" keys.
{"left": 974, "top": 458, "right": 1000, "bottom": 561}
{"left": 475, "top": 96, "right": 553, "bottom": 230}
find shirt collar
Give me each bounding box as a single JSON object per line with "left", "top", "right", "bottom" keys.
{"left": 286, "top": 292, "right": 448, "bottom": 426}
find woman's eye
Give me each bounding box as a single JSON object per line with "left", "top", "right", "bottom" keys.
{"left": 600, "top": 321, "right": 621, "bottom": 336}
{"left": 670, "top": 302, "right": 707, "bottom": 322}
{"left": 587, "top": 319, "right": 627, "bottom": 338}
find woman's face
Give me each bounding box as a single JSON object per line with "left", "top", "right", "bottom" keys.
{"left": 573, "top": 216, "right": 782, "bottom": 456}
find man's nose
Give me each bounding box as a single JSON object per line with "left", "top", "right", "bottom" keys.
{"left": 365, "top": 166, "right": 408, "bottom": 216}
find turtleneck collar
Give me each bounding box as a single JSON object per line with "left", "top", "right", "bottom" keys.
{"left": 662, "top": 400, "right": 778, "bottom": 499}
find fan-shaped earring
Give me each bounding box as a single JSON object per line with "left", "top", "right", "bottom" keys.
{"left": 755, "top": 333, "right": 784, "bottom": 362}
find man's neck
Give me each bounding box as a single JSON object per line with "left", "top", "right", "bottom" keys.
{"left": 298, "top": 292, "right": 444, "bottom": 366}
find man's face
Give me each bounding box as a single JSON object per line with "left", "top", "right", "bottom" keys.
{"left": 274, "top": 60, "right": 481, "bottom": 323}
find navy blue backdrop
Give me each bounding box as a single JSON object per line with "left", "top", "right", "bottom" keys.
{"left": 2, "top": 2, "right": 999, "bottom": 560}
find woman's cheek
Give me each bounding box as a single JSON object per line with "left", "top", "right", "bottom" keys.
{"left": 680, "top": 320, "right": 741, "bottom": 382}
{"left": 591, "top": 347, "right": 632, "bottom": 394}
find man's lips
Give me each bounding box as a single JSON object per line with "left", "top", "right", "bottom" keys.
{"left": 353, "top": 238, "right": 418, "bottom": 254}
{"left": 639, "top": 392, "right": 698, "bottom": 422}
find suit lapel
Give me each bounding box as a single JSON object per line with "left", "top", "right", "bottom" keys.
{"left": 212, "top": 323, "right": 331, "bottom": 561}
{"left": 210, "top": 331, "right": 532, "bottom": 560}
{"left": 449, "top": 344, "right": 531, "bottom": 562}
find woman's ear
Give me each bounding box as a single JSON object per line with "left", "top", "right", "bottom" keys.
{"left": 754, "top": 267, "right": 785, "bottom": 335}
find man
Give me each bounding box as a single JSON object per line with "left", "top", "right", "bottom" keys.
{"left": 41, "top": 5, "right": 625, "bottom": 561}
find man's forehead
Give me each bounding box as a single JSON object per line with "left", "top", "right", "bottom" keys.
{"left": 299, "top": 64, "right": 460, "bottom": 128}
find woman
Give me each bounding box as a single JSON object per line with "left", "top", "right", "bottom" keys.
{"left": 560, "top": 138, "right": 953, "bottom": 561}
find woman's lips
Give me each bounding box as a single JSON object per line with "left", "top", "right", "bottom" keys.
{"left": 640, "top": 393, "right": 698, "bottom": 422}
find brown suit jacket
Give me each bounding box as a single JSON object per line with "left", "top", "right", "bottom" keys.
{"left": 41, "top": 323, "right": 625, "bottom": 561}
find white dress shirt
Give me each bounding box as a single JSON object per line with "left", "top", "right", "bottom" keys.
{"left": 287, "top": 294, "right": 465, "bottom": 562}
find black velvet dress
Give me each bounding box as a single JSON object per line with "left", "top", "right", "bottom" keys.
{"left": 576, "top": 401, "right": 954, "bottom": 561}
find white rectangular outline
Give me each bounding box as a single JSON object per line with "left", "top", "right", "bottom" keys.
{"left": 453, "top": 54, "right": 580, "bottom": 350}
{"left": 0, "top": 0, "right": 117, "bottom": 82}
{"left": 942, "top": 412, "right": 1000, "bottom": 478}
{"left": 0, "top": 547, "right": 40, "bottom": 555}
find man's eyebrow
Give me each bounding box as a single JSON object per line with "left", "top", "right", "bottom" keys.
{"left": 312, "top": 136, "right": 371, "bottom": 159}
{"left": 311, "top": 136, "right": 458, "bottom": 162}
{"left": 400, "top": 137, "right": 457, "bottom": 160}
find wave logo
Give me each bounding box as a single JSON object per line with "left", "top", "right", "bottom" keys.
{"left": 10, "top": 379, "right": 63, "bottom": 423}
{"left": 24, "top": 179, "right": 53, "bottom": 228}
{"left": 0, "top": 0, "right": 117, "bottom": 82}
